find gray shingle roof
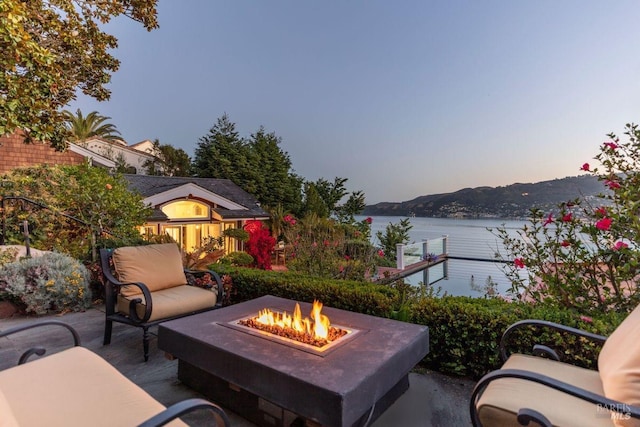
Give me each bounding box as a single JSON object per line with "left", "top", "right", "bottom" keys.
{"left": 123, "top": 175, "right": 269, "bottom": 219}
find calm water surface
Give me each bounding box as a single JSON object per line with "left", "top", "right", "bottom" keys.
{"left": 357, "top": 216, "right": 528, "bottom": 297}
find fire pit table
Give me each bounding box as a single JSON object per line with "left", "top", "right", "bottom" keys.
{"left": 158, "top": 295, "right": 429, "bottom": 427}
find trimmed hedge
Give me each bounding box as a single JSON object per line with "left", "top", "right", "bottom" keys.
{"left": 214, "top": 266, "right": 627, "bottom": 379}
{"left": 215, "top": 265, "right": 396, "bottom": 316}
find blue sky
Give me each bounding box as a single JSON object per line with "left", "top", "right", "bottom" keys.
{"left": 70, "top": 1, "right": 640, "bottom": 204}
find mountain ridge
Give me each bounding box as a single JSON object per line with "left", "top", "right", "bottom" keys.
{"left": 362, "top": 175, "right": 604, "bottom": 219}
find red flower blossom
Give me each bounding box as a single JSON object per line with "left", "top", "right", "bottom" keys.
{"left": 543, "top": 213, "right": 554, "bottom": 227}
{"left": 580, "top": 163, "right": 590, "bottom": 171}
{"left": 605, "top": 180, "right": 621, "bottom": 190}
{"left": 562, "top": 213, "right": 572, "bottom": 222}
{"left": 603, "top": 142, "right": 619, "bottom": 150}
{"left": 344, "top": 255, "right": 350, "bottom": 260}
{"left": 614, "top": 241, "right": 629, "bottom": 250}
{"left": 323, "top": 239, "right": 330, "bottom": 247}
{"left": 283, "top": 215, "right": 297, "bottom": 225}
{"left": 365, "top": 217, "right": 373, "bottom": 224}
{"left": 561, "top": 240, "right": 571, "bottom": 247}
{"left": 514, "top": 258, "right": 525, "bottom": 269}
{"left": 377, "top": 249, "right": 384, "bottom": 257}
{"left": 595, "top": 207, "right": 607, "bottom": 217}
{"left": 596, "top": 217, "right": 612, "bottom": 231}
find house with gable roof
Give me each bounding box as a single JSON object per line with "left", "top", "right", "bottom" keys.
{"left": 0, "top": 132, "right": 270, "bottom": 252}
{"left": 124, "top": 175, "right": 269, "bottom": 252}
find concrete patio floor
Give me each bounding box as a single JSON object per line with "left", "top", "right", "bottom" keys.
{"left": 0, "top": 305, "right": 475, "bottom": 426}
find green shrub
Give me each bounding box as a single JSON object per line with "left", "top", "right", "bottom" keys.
{"left": 411, "top": 296, "right": 624, "bottom": 378}
{"left": 0, "top": 253, "right": 92, "bottom": 315}
{"left": 214, "top": 265, "right": 396, "bottom": 316}
{"left": 219, "top": 251, "right": 254, "bottom": 267}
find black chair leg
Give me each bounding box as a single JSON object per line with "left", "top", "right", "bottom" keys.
{"left": 104, "top": 319, "right": 113, "bottom": 345}
{"left": 143, "top": 327, "right": 150, "bottom": 362}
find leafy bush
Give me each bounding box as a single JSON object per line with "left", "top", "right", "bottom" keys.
{"left": 214, "top": 265, "right": 396, "bottom": 316}
{"left": 1, "top": 164, "right": 151, "bottom": 261}
{"left": 411, "top": 296, "right": 624, "bottom": 378}
{"left": 0, "top": 253, "right": 92, "bottom": 315}
{"left": 493, "top": 123, "right": 640, "bottom": 313}
{"left": 219, "top": 251, "right": 254, "bottom": 267}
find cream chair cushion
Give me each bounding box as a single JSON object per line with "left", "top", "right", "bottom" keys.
{"left": 0, "top": 347, "right": 186, "bottom": 427}
{"left": 117, "top": 285, "right": 217, "bottom": 322}
{"left": 112, "top": 243, "right": 187, "bottom": 297}
{"left": 0, "top": 387, "right": 19, "bottom": 427}
{"left": 598, "top": 303, "right": 640, "bottom": 427}
{"left": 477, "top": 353, "right": 610, "bottom": 427}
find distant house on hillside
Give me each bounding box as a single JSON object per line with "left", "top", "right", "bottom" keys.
{"left": 0, "top": 133, "right": 270, "bottom": 252}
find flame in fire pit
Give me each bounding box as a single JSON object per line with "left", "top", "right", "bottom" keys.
{"left": 237, "top": 300, "right": 349, "bottom": 348}
{"left": 256, "top": 300, "right": 330, "bottom": 339}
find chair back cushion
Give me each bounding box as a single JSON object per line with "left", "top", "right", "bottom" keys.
{"left": 598, "top": 303, "right": 640, "bottom": 426}
{"left": 112, "top": 243, "right": 187, "bottom": 296}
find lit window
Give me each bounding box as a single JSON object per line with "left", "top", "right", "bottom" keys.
{"left": 162, "top": 201, "right": 209, "bottom": 219}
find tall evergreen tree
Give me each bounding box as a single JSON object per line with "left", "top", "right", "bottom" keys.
{"left": 192, "top": 114, "right": 248, "bottom": 181}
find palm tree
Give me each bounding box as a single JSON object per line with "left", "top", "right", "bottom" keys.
{"left": 63, "top": 109, "right": 122, "bottom": 142}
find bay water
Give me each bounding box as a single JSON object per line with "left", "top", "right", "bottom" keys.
{"left": 357, "top": 216, "right": 528, "bottom": 297}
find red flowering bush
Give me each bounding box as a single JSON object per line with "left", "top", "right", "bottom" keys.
{"left": 494, "top": 123, "right": 640, "bottom": 313}
{"left": 244, "top": 220, "right": 276, "bottom": 270}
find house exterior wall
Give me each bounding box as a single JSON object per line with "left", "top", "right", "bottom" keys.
{"left": 81, "top": 139, "right": 154, "bottom": 174}
{"left": 0, "top": 132, "right": 85, "bottom": 175}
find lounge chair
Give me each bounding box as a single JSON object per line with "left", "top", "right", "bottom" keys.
{"left": 471, "top": 304, "right": 640, "bottom": 426}
{"left": 0, "top": 320, "right": 230, "bottom": 426}
{"left": 100, "top": 243, "right": 224, "bottom": 361}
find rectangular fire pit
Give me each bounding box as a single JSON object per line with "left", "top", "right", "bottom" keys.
{"left": 158, "top": 295, "right": 429, "bottom": 427}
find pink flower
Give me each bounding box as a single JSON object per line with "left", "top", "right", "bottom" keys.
{"left": 377, "top": 249, "right": 384, "bottom": 257}
{"left": 323, "top": 240, "right": 330, "bottom": 247}
{"left": 105, "top": 184, "right": 112, "bottom": 190}
{"left": 561, "top": 240, "right": 571, "bottom": 247}
{"left": 605, "top": 180, "right": 621, "bottom": 190}
{"left": 365, "top": 217, "right": 373, "bottom": 224}
{"left": 580, "top": 163, "right": 590, "bottom": 171}
{"left": 579, "top": 315, "right": 593, "bottom": 323}
{"left": 543, "top": 212, "right": 554, "bottom": 227}
{"left": 562, "top": 213, "right": 572, "bottom": 222}
{"left": 596, "top": 217, "right": 612, "bottom": 231}
{"left": 614, "top": 241, "right": 629, "bottom": 250}
{"left": 514, "top": 258, "right": 525, "bottom": 269}
{"left": 312, "top": 242, "right": 317, "bottom": 248}
{"left": 603, "top": 142, "right": 619, "bottom": 150}
{"left": 595, "top": 207, "right": 607, "bottom": 217}
{"left": 283, "top": 214, "right": 297, "bottom": 225}
{"left": 344, "top": 255, "right": 350, "bottom": 260}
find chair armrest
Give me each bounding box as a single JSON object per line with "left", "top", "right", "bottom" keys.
{"left": 137, "top": 398, "right": 230, "bottom": 427}
{"left": 184, "top": 269, "right": 224, "bottom": 308}
{"left": 470, "top": 368, "right": 640, "bottom": 427}
{"left": 499, "top": 319, "right": 608, "bottom": 362}
{"left": 0, "top": 320, "right": 81, "bottom": 365}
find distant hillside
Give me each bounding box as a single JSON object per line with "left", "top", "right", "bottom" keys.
{"left": 362, "top": 175, "right": 605, "bottom": 219}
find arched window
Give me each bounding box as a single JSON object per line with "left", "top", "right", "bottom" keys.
{"left": 161, "top": 200, "right": 209, "bottom": 219}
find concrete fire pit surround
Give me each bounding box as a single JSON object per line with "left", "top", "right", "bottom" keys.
{"left": 158, "top": 295, "right": 430, "bottom": 427}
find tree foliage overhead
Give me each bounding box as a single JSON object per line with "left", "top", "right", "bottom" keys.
{"left": 63, "top": 109, "right": 121, "bottom": 142}
{"left": 0, "top": 0, "right": 158, "bottom": 150}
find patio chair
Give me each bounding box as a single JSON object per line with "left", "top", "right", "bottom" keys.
{"left": 100, "top": 243, "right": 224, "bottom": 361}
{"left": 0, "top": 320, "right": 230, "bottom": 426}
{"left": 470, "top": 304, "right": 640, "bottom": 427}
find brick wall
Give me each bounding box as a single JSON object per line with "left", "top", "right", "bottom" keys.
{"left": 0, "top": 132, "right": 85, "bottom": 174}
